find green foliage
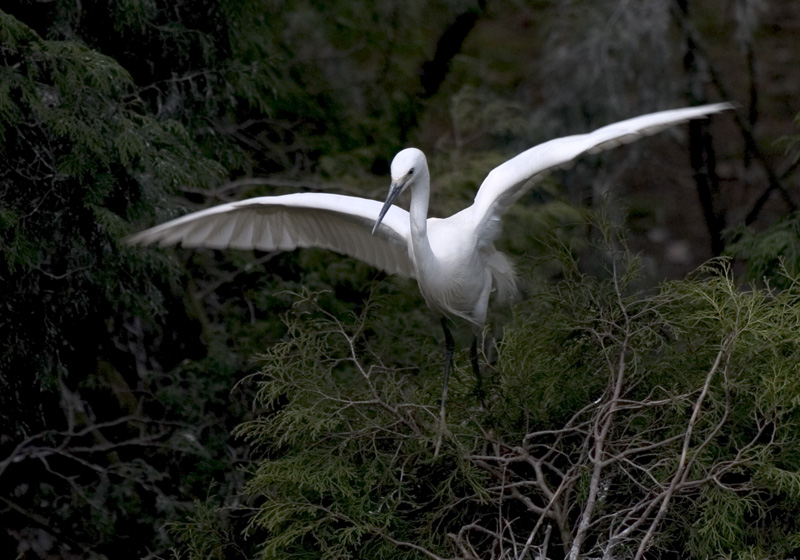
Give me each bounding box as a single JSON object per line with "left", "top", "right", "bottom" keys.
{"left": 1, "top": 1, "right": 796, "bottom": 558}
{"left": 725, "top": 111, "right": 800, "bottom": 289}
{"left": 0, "top": 10, "right": 222, "bottom": 420}
{"left": 174, "top": 234, "right": 800, "bottom": 559}
{"left": 726, "top": 212, "right": 800, "bottom": 288}
{"left": 0, "top": 8, "right": 235, "bottom": 557}
{"left": 215, "top": 290, "right": 452, "bottom": 559}
{"left": 170, "top": 498, "right": 242, "bottom": 560}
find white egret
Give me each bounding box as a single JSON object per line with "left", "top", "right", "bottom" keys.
{"left": 126, "top": 103, "right": 731, "bottom": 422}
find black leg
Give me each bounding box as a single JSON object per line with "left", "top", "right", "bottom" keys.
{"left": 434, "top": 317, "right": 455, "bottom": 456}
{"left": 470, "top": 335, "right": 485, "bottom": 401}
{"left": 440, "top": 317, "right": 455, "bottom": 421}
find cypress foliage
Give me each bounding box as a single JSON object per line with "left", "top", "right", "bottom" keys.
{"left": 175, "top": 235, "right": 800, "bottom": 559}
{"left": 0, "top": 10, "right": 224, "bottom": 435}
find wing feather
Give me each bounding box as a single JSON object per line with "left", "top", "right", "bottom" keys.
{"left": 211, "top": 215, "right": 238, "bottom": 249}
{"left": 229, "top": 214, "right": 255, "bottom": 249}
{"left": 472, "top": 103, "right": 733, "bottom": 233}
{"left": 183, "top": 216, "right": 219, "bottom": 247}
{"left": 125, "top": 192, "right": 415, "bottom": 278}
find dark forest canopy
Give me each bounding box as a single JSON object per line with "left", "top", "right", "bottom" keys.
{"left": 1, "top": 1, "right": 799, "bottom": 558}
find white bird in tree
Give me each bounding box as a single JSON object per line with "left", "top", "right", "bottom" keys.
{"left": 125, "top": 103, "right": 731, "bottom": 424}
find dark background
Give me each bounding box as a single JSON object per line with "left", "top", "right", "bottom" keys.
{"left": 0, "top": 0, "right": 798, "bottom": 557}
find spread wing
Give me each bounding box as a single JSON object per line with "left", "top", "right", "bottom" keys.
{"left": 124, "top": 192, "right": 415, "bottom": 278}
{"left": 471, "top": 102, "right": 733, "bottom": 234}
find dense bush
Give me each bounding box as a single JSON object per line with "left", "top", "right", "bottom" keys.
{"left": 176, "top": 234, "right": 800, "bottom": 559}
{"left": 1, "top": 0, "right": 798, "bottom": 557}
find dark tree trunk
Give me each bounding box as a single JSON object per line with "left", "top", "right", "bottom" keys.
{"left": 419, "top": 0, "right": 487, "bottom": 99}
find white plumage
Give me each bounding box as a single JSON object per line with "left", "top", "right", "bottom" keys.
{"left": 129, "top": 193, "right": 416, "bottom": 277}
{"left": 126, "top": 103, "right": 732, "bottom": 404}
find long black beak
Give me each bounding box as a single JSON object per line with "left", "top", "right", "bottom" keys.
{"left": 372, "top": 180, "right": 404, "bottom": 235}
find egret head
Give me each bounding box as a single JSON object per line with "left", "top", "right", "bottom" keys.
{"left": 373, "top": 148, "right": 427, "bottom": 235}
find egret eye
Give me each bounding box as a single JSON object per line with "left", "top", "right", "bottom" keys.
{"left": 408, "top": 168, "right": 414, "bottom": 176}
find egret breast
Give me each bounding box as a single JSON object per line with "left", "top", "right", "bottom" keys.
{"left": 418, "top": 217, "right": 492, "bottom": 325}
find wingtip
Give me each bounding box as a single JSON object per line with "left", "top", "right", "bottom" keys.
{"left": 121, "top": 232, "right": 143, "bottom": 246}
{"left": 122, "top": 229, "right": 161, "bottom": 247}
{"left": 700, "top": 101, "right": 736, "bottom": 115}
